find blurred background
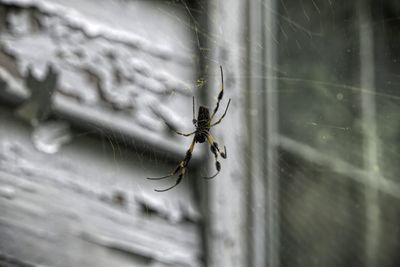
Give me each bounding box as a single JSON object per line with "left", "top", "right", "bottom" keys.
{"left": 1, "top": 0, "right": 400, "bottom": 267}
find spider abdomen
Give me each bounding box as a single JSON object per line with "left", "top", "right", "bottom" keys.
{"left": 194, "top": 131, "right": 208, "bottom": 143}
{"left": 194, "top": 106, "right": 210, "bottom": 143}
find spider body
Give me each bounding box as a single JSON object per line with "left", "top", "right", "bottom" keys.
{"left": 194, "top": 106, "right": 210, "bottom": 143}
{"left": 147, "top": 66, "right": 231, "bottom": 192}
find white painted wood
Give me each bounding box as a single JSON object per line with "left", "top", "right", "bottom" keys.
{"left": 0, "top": 0, "right": 198, "bottom": 158}
{"left": 0, "top": 107, "right": 201, "bottom": 266}
{"left": 0, "top": 1, "right": 203, "bottom": 266}
{"left": 204, "top": 1, "right": 249, "bottom": 267}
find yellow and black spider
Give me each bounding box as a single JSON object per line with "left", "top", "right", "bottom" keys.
{"left": 147, "top": 66, "right": 231, "bottom": 192}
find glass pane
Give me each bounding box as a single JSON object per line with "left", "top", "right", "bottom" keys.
{"left": 373, "top": 2, "right": 400, "bottom": 183}
{"left": 279, "top": 151, "right": 366, "bottom": 267}
{"left": 277, "top": 0, "right": 363, "bottom": 167}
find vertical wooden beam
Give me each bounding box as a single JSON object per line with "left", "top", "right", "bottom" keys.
{"left": 248, "top": 0, "right": 279, "bottom": 266}
{"left": 205, "top": 0, "right": 279, "bottom": 266}
{"left": 264, "top": 0, "right": 280, "bottom": 266}
{"left": 248, "top": 1, "right": 266, "bottom": 266}
{"left": 205, "top": 0, "right": 248, "bottom": 266}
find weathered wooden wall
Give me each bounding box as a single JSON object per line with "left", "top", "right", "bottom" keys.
{"left": 0, "top": 0, "right": 204, "bottom": 266}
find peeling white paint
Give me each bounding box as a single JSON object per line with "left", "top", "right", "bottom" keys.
{"left": 0, "top": 2, "right": 196, "bottom": 151}
{"left": 31, "top": 120, "right": 72, "bottom": 154}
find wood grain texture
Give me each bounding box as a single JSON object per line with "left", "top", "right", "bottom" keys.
{"left": 0, "top": 1, "right": 204, "bottom": 265}
{"left": 0, "top": 107, "right": 201, "bottom": 267}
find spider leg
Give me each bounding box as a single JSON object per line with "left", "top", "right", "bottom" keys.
{"left": 155, "top": 169, "right": 186, "bottom": 192}
{"left": 210, "top": 65, "right": 225, "bottom": 121}
{"left": 173, "top": 130, "right": 196, "bottom": 137}
{"left": 202, "top": 133, "right": 227, "bottom": 179}
{"left": 202, "top": 143, "right": 221, "bottom": 179}
{"left": 210, "top": 98, "right": 231, "bottom": 127}
{"left": 146, "top": 165, "right": 180, "bottom": 180}
{"left": 149, "top": 138, "right": 196, "bottom": 192}
{"left": 164, "top": 121, "right": 196, "bottom": 137}
{"left": 207, "top": 134, "right": 227, "bottom": 158}
{"left": 192, "top": 96, "right": 197, "bottom": 125}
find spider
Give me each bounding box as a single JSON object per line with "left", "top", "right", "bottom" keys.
{"left": 147, "top": 66, "right": 231, "bottom": 192}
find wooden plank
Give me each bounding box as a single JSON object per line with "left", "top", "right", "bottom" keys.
{"left": 204, "top": 1, "right": 249, "bottom": 266}
{"left": 0, "top": 107, "right": 201, "bottom": 266}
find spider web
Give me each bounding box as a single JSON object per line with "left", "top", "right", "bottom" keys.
{"left": 2, "top": 0, "right": 400, "bottom": 266}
